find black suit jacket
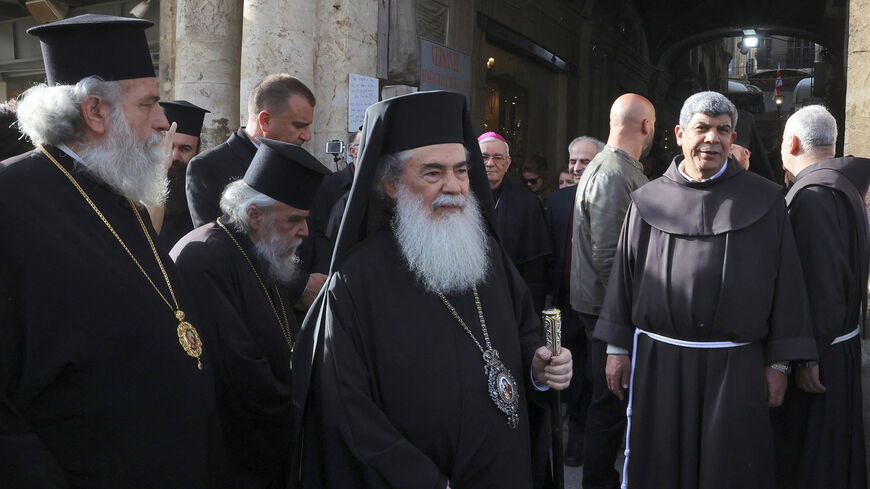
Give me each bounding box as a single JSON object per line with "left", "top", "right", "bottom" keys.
{"left": 186, "top": 127, "right": 257, "bottom": 228}
{"left": 545, "top": 185, "right": 576, "bottom": 302}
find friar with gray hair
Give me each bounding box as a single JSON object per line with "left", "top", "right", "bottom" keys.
{"left": 594, "top": 91, "right": 817, "bottom": 489}
{"left": 772, "top": 104, "right": 869, "bottom": 489}
{"left": 0, "top": 14, "right": 220, "bottom": 488}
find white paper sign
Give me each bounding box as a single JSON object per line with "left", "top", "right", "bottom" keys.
{"left": 348, "top": 73, "right": 379, "bottom": 132}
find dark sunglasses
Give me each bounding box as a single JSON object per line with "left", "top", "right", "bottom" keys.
{"left": 522, "top": 177, "right": 540, "bottom": 185}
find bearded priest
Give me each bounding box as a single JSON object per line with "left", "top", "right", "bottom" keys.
{"left": 290, "top": 91, "right": 573, "bottom": 489}
{"left": 171, "top": 139, "right": 330, "bottom": 488}
{"left": 0, "top": 14, "right": 218, "bottom": 488}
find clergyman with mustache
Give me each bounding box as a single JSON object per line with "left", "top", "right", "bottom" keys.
{"left": 291, "top": 91, "right": 573, "bottom": 489}
{"left": 0, "top": 14, "right": 218, "bottom": 487}
{"left": 171, "top": 139, "right": 330, "bottom": 488}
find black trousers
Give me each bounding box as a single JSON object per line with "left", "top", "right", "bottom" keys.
{"left": 559, "top": 306, "right": 591, "bottom": 434}
{"left": 580, "top": 313, "right": 627, "bottom": 489}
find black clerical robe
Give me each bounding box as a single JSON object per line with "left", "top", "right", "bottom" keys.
{"left": 172, "top": 219, "right": 298, "bottom": 489}
{"left": 772, "top": 157, "right": 869, "bottom": 489}
{"left": 186, "top": 127, "right": 257, "bottom": 228}
{"left": 0, "top": 147, "right": 218, "bottom": 488}
{"left": 594, "top": 160, "right": 817, "bottom": 489}
{"left": 493, "top": 177, "right": 551, "bottom": 312}
{"left": 308, "top": 165, "right": 353, "bottom": 274}
{"left": 298, "top": 229, "right": 545, "bottom": 489}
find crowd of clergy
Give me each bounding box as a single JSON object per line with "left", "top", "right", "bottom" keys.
{"left": 0, "top": 13, "right": 867, "bottom": 489}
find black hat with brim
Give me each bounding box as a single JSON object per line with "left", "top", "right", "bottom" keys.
{"left": 160, "top": 100, "right": 210, "bottom": 138}
{"left": 27, "top": 14, "right": 155, "bottom": 86}
{"left": 243, "top": 139, "right": 332, "bottom": 210}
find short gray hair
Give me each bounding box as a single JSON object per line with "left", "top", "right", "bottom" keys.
{"left": 785, "top": 105, "right": 837, "bottom": 151}
{"left": 219, "top": 180, "right": 277, "bottom": 234}
{"left": 16, "top": 76, "right": 123, "bottom": 147}
{"left": 679, "top": 91, "right": 738, "bottom": 129}
{"left": 568, "top": 136, "right": 605, "bottom": 154}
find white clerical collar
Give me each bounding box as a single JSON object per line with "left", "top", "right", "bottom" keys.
{"left": 57, "top": 143, "right": 88, "bottom": 166}
{"left": 679, "top": 159, "right": 729, "bottom": 182}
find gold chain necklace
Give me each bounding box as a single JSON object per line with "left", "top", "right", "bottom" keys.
{"left": 39, "top": 145, "right": 203, "bottom": 370}
{"left": 437, "top": 286, "right": 520, "bottom": 429}
{"left": 215, "top": 218, "right": 294, "bottom": 363}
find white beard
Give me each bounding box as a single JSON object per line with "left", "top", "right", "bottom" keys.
{"left": 76, "top": 108, "right": 168, "bottom": 206}
{"left": 393, "top": 183, "right": 490, "bottom": 294}
{"left": 252, "top": 227, "right": 302, "bottom": 284}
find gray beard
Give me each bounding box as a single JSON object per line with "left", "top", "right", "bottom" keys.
{"left": 393, "top": 184, "right": 490, "bottom": 294}
{"left": 76, "top": 109, "right": 168, "bottom": 206}
{"left": 252, "top": 229, "right": 302, "bottom": 284}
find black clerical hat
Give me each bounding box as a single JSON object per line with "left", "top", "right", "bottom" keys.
{"left": 160, "top": 100, "right": 210, "bottom": 138}
{"left": 27, "top": 14, "right": 155, "bottom": 86}
{"left": 243, "top": 139, "right": 331, "bottom": 210}
{"left": 328, "top": 91, "right": 496, "bottom": 269}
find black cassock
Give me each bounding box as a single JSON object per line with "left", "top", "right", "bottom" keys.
{"left": 493, "top": 177, "right": 551, "bottom": 312}
{"left": 772, "top": 157, "right": 870, "bottom": 489}
{"left": 172, "top": 219, "right": 298, "bottom": 489}
{"left": 0, "top": 147, "right": 218, "bottom": 488}
{"left": 594, "top": 160, "right": 816, "bottom": 489}
{"left": 297, "top": 229, "right": 545, "bottom": 489}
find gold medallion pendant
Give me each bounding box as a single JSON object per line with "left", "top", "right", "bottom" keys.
{"left": 175, "top": 310, "right": 203, "bottom": 370}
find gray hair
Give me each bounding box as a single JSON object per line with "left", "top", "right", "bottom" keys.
{"left": 219, "top": 180, "right": 277, "bottom": 234}
{"left": 374, "top": 149, "right": 415, "bottom": 198}
{"left": 16, "top": 76, "right": 123, "bottom": 147}
{"left": 568, "top": 136, "right": 605, "bottom": 154}
{"left": 785, "top": 105, "right": 837, "bottom": 151}
{"left": 679, "top": 91, "right": 738, "bottom": 129}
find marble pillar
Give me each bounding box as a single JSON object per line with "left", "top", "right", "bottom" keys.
{"left": 845, "top": 0, "right": 870, "bottom": 158}
{"left": 845, "top": 0, "right": 870, "bottom": 477}
{"left": 158, "top": 0, "right": 177, "bottom": 100}
{"left": 311, "top": 0, "right": 379, "bottom": 170}
{"left": 239, "top": 0, "right": 316, "bottom": 127}
{"left": 174, "top": 0, "right": 242, "bottom": 150}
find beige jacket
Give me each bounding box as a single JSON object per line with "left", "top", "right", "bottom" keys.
{"left": 570, "top": 145, "right": 648, "bottom": 316}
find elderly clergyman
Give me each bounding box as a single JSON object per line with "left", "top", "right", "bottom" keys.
{"left": 172, "top": 139, "right": 329, "bottom": 488}
{"left": 594, "top": 91, "right": 816, "bottom": 489}
{"left": 0, "top": 15, "right": 217, "bottom": 487}
{"left": 772, "top": 105, "right": 869, "bottom": 489}
{"left": 291, "top": 91, "right": 573, "bottom": 489}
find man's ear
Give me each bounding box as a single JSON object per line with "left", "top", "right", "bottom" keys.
{"left": 257, "top": 110, "right": 271, "bottom": 135}
{"left": 247, "top": 204, "right": 263, "bottom": 231}
{"left": 505, "top": 155, "right": 512, "bottom": 169}
{"left": 674, "top": 125, "right": 684, "bottom": 147}
{"left": 384, "top": 178, "right": 399, "bottom": 200}
{"left": 80, "top": 95, "right": 112, "bottom": 136}
{"left": 642, "top": 118, "right": 651, "bottom": 136}
{"left": 788, "top": 134, "right": 801, "bottom": 156}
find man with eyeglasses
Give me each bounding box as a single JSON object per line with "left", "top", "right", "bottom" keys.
{"left": 477, "top": 131, "right": 551, "bottom": 312}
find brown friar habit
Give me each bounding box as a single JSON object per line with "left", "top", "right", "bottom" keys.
{"left": 594, "top": 157, "right": 817, "bottom": 489}
{"left": 290, "top": 91, "right": 549, "bottom": 489}
{"left": 0, "top": 147, "right": 218, "bottom": 488}
{"left": 772, "top": 156, "right": 869, "bottom": 489}
{"left": 171, "top": 219, "right": 297, "bottom": 489}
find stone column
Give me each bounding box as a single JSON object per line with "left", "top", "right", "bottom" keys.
{"left": 158, "top": 0, "right": 177, "bottom": 99}
{"left": 845, "top": 0, "right": 870, "bottom": 157}
{"left": 311, "top": 0, "right": 379, "bottom": 170}
{"left": 845, "top": 0, "right": 870, "bottom": 477}
{"left": 174, "top": 0, "right": 243, "bottom": 150}
{"left": 239, "top": 0, "right": 316, "bottom": 127}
